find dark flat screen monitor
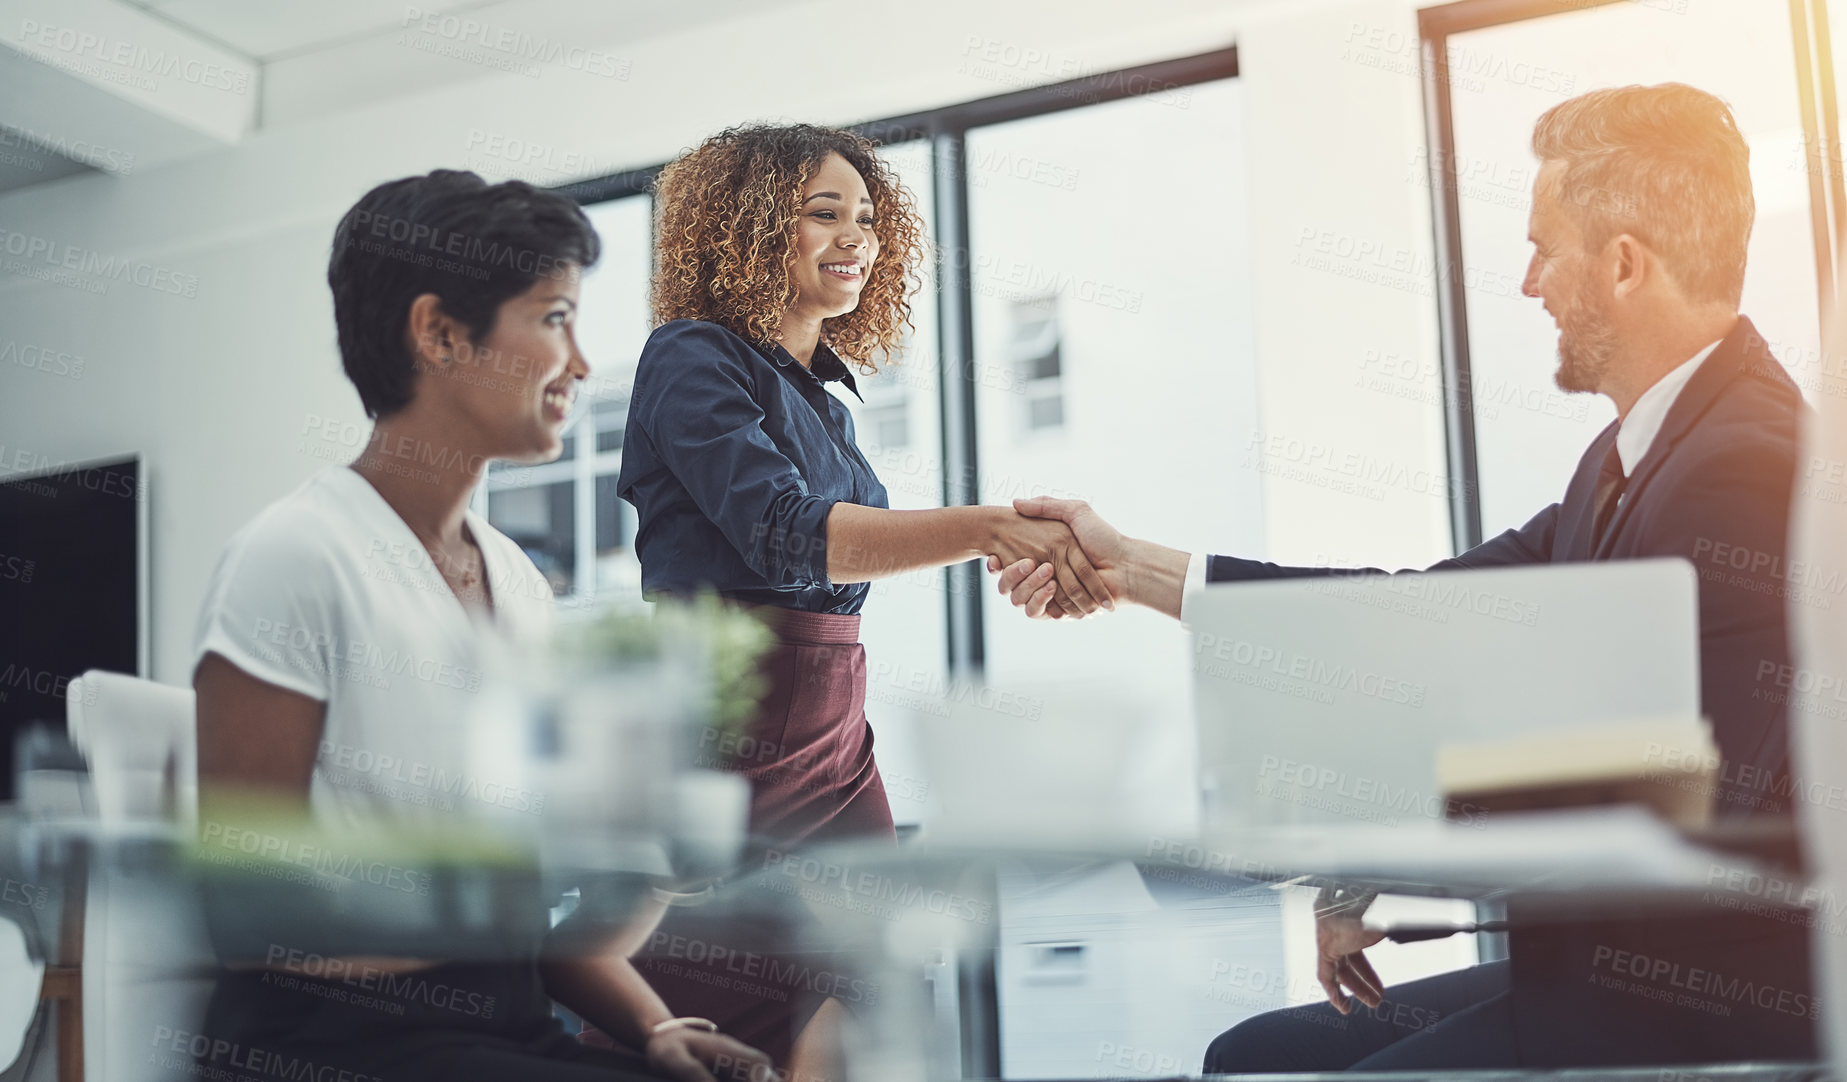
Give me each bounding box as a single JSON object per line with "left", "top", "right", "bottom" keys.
{"left": 0, "top": 454, "right": 145, "bottom": 800}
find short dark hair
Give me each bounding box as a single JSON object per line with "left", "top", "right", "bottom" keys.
{"left": 328, "top": 169, "right": 601, "bottom": 418}
{"left": 1532, "top": 83, "right": 1753, "bottom": 307}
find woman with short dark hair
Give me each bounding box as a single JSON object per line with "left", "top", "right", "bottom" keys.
{"left": 194, "top": 169, "right": 771, "bottom": 1082}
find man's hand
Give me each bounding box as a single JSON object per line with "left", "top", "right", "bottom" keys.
{"left": 1316, "top": 909, "right": 1386, "bottom": 1015}
{"left": 986, "top": 497, "right": 1128, "bottom": 619}
{"left": 986, "top": 510, "right": 1114, "bottom": 616}
{"left": 645, "top": 1026, "right": 773, "bottom": 1082}
{"left": 988, "top": 498, "right": 1193, "bottom": 619}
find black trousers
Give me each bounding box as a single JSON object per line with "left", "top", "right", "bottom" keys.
{"left": 1205, "top": 960, "right": 1518, "bottom": 1073}
{"left": 1205, "top": 909, "right": 1818, "bottom": 1073}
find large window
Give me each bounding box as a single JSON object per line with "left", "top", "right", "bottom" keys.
{"left": 1424, "top": 0, "right": 1827, "bottom": 542}
{"left": 964, "top": 78, "right": 1263, "bottom": 720}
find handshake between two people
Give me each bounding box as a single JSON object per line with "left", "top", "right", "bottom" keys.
{"left": 983, "top": 497, "right": 1189, "bottom": 621}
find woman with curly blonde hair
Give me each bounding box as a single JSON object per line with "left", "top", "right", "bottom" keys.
{"left": 609, "top": 123, "right": 1109, "bottom": 1066}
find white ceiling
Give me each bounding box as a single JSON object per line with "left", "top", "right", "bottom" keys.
{"left": 1, "top": 0, "right": 820, "bottom": 191}
{"left": 119, "top": 0, "right": 498, "bottom": 61}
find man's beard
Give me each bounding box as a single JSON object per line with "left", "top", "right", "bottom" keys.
{"left": 1553, "top": 282, "right": 1620, "bottom": 394}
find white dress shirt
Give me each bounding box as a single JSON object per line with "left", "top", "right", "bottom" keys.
{"left": 1178, "top": 338, "right": 1726, "bottom": 625}
{"left": 1614, "top": 338, "right": 1722, "bottom": 475}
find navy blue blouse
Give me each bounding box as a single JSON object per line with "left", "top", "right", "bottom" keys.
{"left": 616, "top": 319, "right": 890, "bottom": 614}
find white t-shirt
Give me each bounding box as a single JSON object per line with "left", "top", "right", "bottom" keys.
{"left": 192, "top": 466, "right": 555, "bottom": 830}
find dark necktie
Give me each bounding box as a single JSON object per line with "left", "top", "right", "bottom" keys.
{"left": 1591, "top": 440, "right": 1628, "bottom": 544}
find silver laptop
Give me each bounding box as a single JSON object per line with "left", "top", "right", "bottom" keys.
{"left": 1191, "top": 559, "right": 1700, "bottom": 831}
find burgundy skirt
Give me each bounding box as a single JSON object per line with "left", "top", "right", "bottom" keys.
{"left": 732, "top": 607, "right": 896, "bottom": 850}
{"left": 588, "top": 608, "right": 896, "bottom": 1064}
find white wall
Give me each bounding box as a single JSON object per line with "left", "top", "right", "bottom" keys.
{"left": 0, "top": 0, "right": 1448, "bottom": 688}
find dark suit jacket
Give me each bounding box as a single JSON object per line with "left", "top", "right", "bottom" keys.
{"left": 1207, "top": 315, "right": 1808, "bottom": 816}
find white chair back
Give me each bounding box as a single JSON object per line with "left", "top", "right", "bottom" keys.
{"left": 65, "top": 670, "right": 196, "bottom": 830}
{"left": 63, "top": 671, "right": 209, "bottom": 1082}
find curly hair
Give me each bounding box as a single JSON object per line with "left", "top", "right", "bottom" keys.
{"left": 651, "top": 123, "right": 927, "bottom": 372}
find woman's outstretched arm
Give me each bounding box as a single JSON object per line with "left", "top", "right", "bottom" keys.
{"left": 824, "top": 502, "right": 1113, "bottom": 615}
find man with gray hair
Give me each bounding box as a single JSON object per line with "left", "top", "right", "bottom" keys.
{"left": 992, "top": 84, "right": 1816, "bottom": 1068}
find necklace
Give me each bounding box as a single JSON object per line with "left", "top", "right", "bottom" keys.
{"left": 441, "top": 543, "right": 483, "bottom": 589}
{"left": 454, "top": 548, "right": 482, "bottom": 588}
{"left": 410, "top": 527, "right": 482, "bottom": 591}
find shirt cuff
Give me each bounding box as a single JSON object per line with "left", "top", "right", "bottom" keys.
{"left": 1178, "top": 551, "right": 1208, "bottom": 626}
